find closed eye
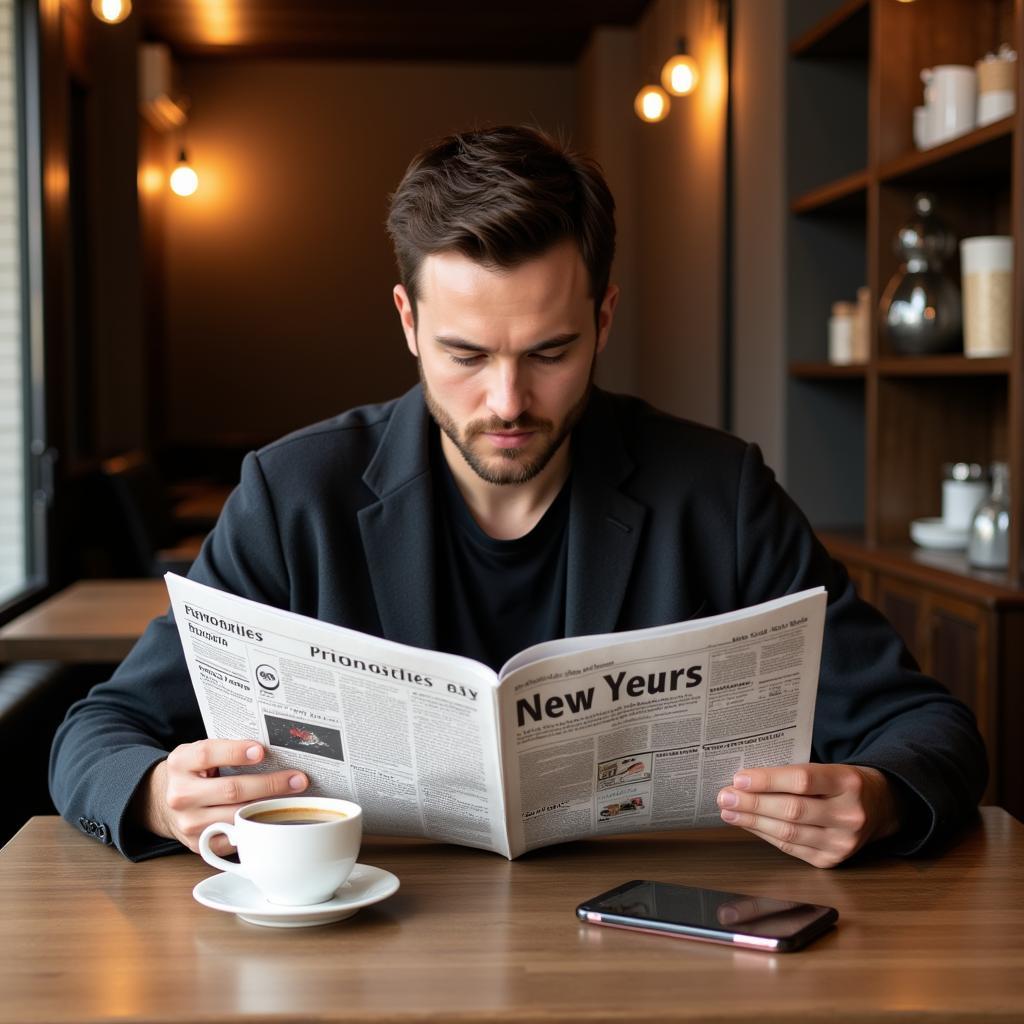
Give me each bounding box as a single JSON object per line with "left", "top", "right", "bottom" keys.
{"left": 448, "top": 351, "right": 567, "bottom": 367}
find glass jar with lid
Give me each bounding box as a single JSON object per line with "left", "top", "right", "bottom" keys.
{"left": 880, "top": 192, "right": 962, "bottom": 355}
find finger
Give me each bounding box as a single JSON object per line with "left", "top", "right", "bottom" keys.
{"left": 720, "top": 807, "right": 825, "bottom": 850}
{"left": 722, "top": 807, "right": 865, "bottom": 864}
{"left": 173, "top": 805, "right": 248, "bottom": 853}
{"left": 732, "top": 763, "right": 843, "bottom": 798}
{"left": 717, "top": 788, "right": 834, "bottom": 827}
{"left": 194, "top": 768, "right": 308, "bottom": 809}
{"left": 207, "top": 833, "right": 238, "bottom": 858}
{"left": 736, "top": 822, "right": 847, "bottom": 870}
{"left": 168, "top": 739, "right": 265, "bottom": 775}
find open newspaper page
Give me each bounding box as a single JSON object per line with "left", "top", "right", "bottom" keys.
{"left": 494, "top": 589, "right": 827, "bottom": 858}
{"left": 164, "top": 574, "right": 512, "bottom": 857}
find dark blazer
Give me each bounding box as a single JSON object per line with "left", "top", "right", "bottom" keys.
{"left": 49, "top": 386, "right": 987, "bottom": 859}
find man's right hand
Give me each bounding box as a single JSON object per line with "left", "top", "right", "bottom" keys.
{"left": 136, "top": 739, "right": 308, "bottom": 855}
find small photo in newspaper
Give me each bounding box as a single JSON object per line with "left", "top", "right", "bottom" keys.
{"left": 598, "top": 795, "right": 647, "bottom": 822}
{"left": 265, "top": 714, "right": 345, "bottom": 761}
{"left": 597, "top": 753, "right": 653, "bottom": 791}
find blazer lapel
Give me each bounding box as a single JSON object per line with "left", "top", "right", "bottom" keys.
{"left": 356, "top": 386, "right": 646, "bottom": 647}
{"left": 358, "top": 387, "right": 438, "bottom": 651}
{"left": 565, "top": 392, "right": 646, "bottom": 637}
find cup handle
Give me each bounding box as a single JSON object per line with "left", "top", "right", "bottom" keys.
{"left": 198, "top": 822, "right": 246, "bottom": 877}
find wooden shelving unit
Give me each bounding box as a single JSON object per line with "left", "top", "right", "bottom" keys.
{"left": 789, "top": 360, "right": 868, "bottom": 378}
{"left": 876, "top": 117, "right": 1013, "bottom": 183}
{"left": 793, "top": 356, "right": 1012, "bottom": 379}
{"left": 790, "top": 169, "right": 868, "bottom": 215}
{"left": 784, "top": 0, "right": 1024, "bottom": 820}
{"left": 875, "top": 355, "right": 1012, "bottom": 377}
{"left": 790, "top": 123, "right": 1012, "bottom": 210}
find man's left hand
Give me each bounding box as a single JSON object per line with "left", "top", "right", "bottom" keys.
{"left": 716, "top": 763, "right": 901, "bottom": 868}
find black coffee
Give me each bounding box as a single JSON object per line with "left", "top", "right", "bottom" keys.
{"left": 247, "top": 808, "right": 348, "bottom": 825}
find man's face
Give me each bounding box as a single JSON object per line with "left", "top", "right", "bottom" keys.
{"left": 393, "top": 240, "right": 618, "bottom": 486}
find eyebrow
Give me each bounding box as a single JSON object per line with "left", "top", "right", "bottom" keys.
{"left": 434, "top": 332, "right": 581, "bottom": 354}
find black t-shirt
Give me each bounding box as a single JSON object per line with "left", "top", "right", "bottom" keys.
{"left": 432, "top": 433, "right": 570, "bottom": 671}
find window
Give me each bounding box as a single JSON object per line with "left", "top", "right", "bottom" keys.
{"left": 0, "top": 0, "right": 41, "bottom": 610}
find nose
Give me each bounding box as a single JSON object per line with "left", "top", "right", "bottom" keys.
{"left": 486, "top": 362, "right": 530, "bottom": 424}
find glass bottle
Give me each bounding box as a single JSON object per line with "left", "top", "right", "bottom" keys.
{"left": 880, "top": 192, "right": 962, "bottom": 355}
{"left": 967, "top": 462, "right": 1010, "bottom": 569}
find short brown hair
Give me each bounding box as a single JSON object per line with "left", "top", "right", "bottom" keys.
{"left": 386, "top": 125, "right": 616, "bottom": 324}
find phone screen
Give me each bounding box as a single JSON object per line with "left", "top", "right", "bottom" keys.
{"left": 577, "top": 880, "right": 837, "bottom": 951}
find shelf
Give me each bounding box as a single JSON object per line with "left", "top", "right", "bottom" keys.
{"left": 876, "top": 355, "right": 1012, "bottom": 377}
{"left": 790, "top": 356, "right": 1012, "bottom": 379}
{"left": 877, "top": 118, "right": 1013, "bottom": 186}
{"left": 818, "top": 530, "right": 1024, "bottom": 606}
{"left": 791, "top": 169, "right": 868, "bottom": 216}
{"left": 789, "top": 361, "right": 867, "bottom": 379}
{"left": 789, "top": 121, "right": 1012, "bottom": 209}
{"left": 789, "top": 0, "right": 869, "bottom": 60}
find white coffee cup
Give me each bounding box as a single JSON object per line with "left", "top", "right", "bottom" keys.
{"left": 913, "top": 105, "right": 932, "bottom": 149}
{"left": 199, "top": 797, "right": 362, "bottom": 906}
{"left": 960, "top": 236, "right": 1013, "bottom": 357}
{"left": 927, "top": 65, "right": 977, "bottom": 145}
{"left": 943, "top": 478, "right": 988, "bottom": 530}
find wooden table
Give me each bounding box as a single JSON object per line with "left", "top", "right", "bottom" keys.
{"left": 0, "top": 580, "right": 168, "bottom": 662}
{"left": 1, "top": 809, "right": 1021, "bottom": 1023}
{"left": 169, "top": 482, "right": 233, "bottom": 527}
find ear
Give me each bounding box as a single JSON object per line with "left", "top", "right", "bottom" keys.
{"left": 393, "top": 285, "right": 419, "bottom": 357}
{"left": 595, "top": 284, "right": 620, "bottom": 355}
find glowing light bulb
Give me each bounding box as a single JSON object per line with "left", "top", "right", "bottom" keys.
{"left": 92, "top": 0, "right": 132, "bottom": 24}
{"left": 661, "top": 53, "right": 700, "bottom": 96}
{"left": 634, "top": 85, "right": 671, "bottom": 124}
{"left": 170, "top": 152, "right": 198, "bottom": 197}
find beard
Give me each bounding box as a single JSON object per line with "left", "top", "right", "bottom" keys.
{"left": 418, "top": 360, "right": 594, "bottom": 486}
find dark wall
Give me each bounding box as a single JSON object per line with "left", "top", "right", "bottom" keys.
{"left": 158, "top": 59, "right": 577, "bottom": 447}
{"left": 731, "top": 0, "right": 785, "bottom": 475}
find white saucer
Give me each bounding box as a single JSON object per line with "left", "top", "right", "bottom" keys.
{"left": 192, "top": 863, "right": 399, "bottom": 928}
{"left": 910, "top": 517, "right": 968, "bottom": 551}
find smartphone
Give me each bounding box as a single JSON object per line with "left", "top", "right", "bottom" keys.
{"left": 576, "top": 880, "right": 838, "bottom": 952}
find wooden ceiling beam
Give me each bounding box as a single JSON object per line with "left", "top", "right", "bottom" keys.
{"left": 140, "top": 0, "right": 650, "bottom": 62}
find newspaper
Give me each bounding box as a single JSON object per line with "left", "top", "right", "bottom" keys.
{"left": 165, "top": 574, "right": 827, "bottom": 859}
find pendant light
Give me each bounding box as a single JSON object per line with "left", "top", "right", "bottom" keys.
{"left": 661, "top": 38, "right": 700, "bottom": 97}
{"left": 633, "top": 4, "right": 670, "bottom": 125}
{"left": 91, "top": 0, "right": 131, "bottom": 24}
{"left": 170, "top": 149, "right": 199, "bottom": 197}
{"left": 634, "top": 84, "right": 671, "bottom": 123}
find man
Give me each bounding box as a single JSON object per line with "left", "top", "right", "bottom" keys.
{"left": 50, "top": 126, "right": 986, "bottom": 868}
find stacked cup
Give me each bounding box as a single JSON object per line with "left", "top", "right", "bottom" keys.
{"left": 917, "top": 47, "right": 1017, "bottom": 150}
{"left": 920, "top": 65, "right": 977, "bottom": 148}
{"left": 960, "top": 236, "right": 1013, "bottom": 358}
{"left": 976, "top": 46, "right": 1017, "bottom": 127}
